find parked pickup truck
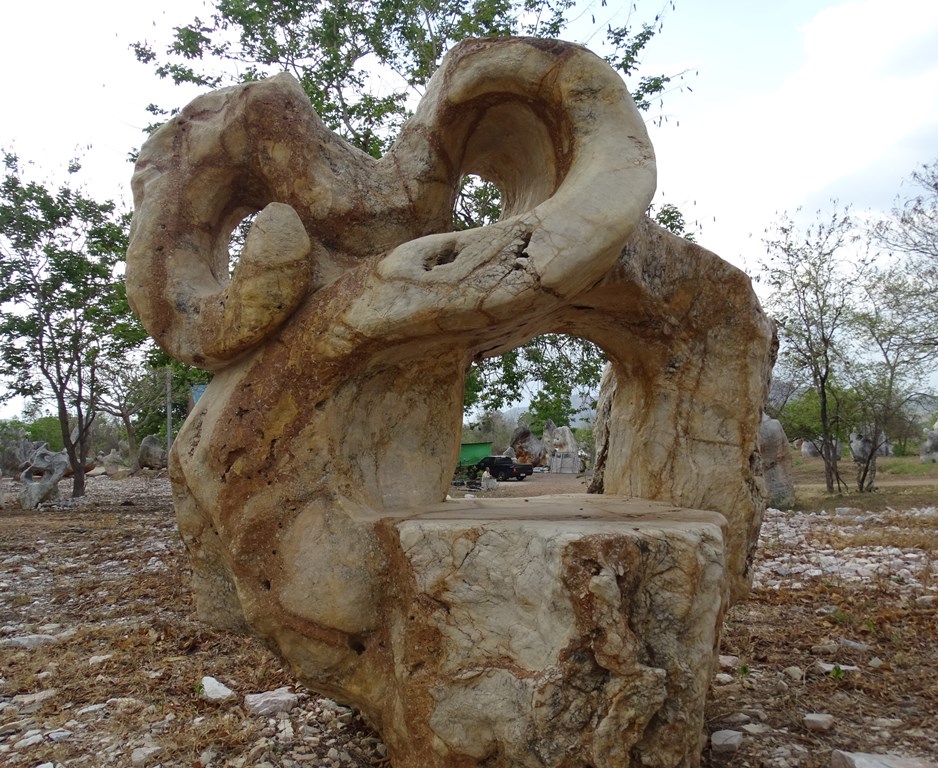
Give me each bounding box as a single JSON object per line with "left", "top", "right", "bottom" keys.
{"left": 475, "top": 455, "right": 533, "bottom": 481}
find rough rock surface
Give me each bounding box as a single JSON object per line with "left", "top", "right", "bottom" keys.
{"left": 125, "top": 37, "right": 775, "bottom": 767}
{"left": 371, "top": 496, "right": 728, "bottom": 766}
{"left": 832, "top": 752, "right": 938, "bottom": 768}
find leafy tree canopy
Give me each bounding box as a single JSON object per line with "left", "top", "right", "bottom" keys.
{"left": 0, "top": 153, "right": 144, "bottom": 495}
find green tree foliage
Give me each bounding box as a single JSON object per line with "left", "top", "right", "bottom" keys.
{"left": 134, "top": 0, "right": 691, "bottom": 419}
{"left": 95, "top": 361, "right": 168, "bottom": 455}
{"left": 764, "top": 187, "right": 937, "bottom": 494}
{"left": 872, "top": 156, "right": 938, "bottom": 348}
{"left": 24, "top": 416, "right": 66, "bottom": 452}
{"left": 131, "top": 350, "right": 213, "bottom": 446}
{"left": 842, "top": 264, "right": 935, "bottom": 489}
{"left": 0, "top": 154, "right": 143, "bottom": 497}
{"left": 761, "top": 205, "right": 865, "bottom": 493}
{"left": 461, "top": 409, "right": 516, "bottom": 453}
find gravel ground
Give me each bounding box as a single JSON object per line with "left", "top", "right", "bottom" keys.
{"left": 0, "top": 472, "right": 935, "bottom": 767}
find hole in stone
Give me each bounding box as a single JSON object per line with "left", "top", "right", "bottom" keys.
{"left": 462, "top": 334, "right": 605, "bottom": 472}
{"left": 349, "top": 638, "right": 366, "bottom": 655}
{"left": 453, "top": 174, "right": 501, "bottom": 231}
{"left": 260, "top": 579, "right": 271, "bottom": 591}
{"left": 424, "top": 245, "right": 459, "bottom": 270}
{"left": 516, "top": 231, "right": 532, "bottom": 258}
{"left": 225, "top": 211, "right": 257, "bottom": 279}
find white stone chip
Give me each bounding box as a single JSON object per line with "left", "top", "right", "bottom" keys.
{"left": 831, "top": 750, "right": 938, "bottom": 768}
{"left": 131, "top": 744, "right": 162, "bottom": 764}
{"left": 804, "top": 712, "right": 835, "bottom": 732}
{"left": 711, "top": 729, "right": 743, "bottom": 753}
{"left": 201, "top": 675, "right": 237, "bottom": 701}
{"left": 0, "top": 634, "right": 57, "bottom": 649}
{"left": 244, "top": 687, "right": 298, "bottom": 716}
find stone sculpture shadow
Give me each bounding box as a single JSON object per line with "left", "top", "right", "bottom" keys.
{"left": 127, "top": 37, "right": 775, "bottom": 768}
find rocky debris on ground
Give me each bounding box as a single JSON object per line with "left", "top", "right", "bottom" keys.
{"left": 711, "top": 729, "right": 744, "bottom": 753}
{"left": 804, "top": 713, "right": 836, "bottom": 732}
{"left": 0, "top": 477, "right": 936, "bottom": 766}
{"left": 701, "top": 503, "right": 937, "bottom": 766}
{"left": 754, "top": 506, "right": 937, "bottom": 593}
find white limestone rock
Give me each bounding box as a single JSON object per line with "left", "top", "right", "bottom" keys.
{"left": 804, "top": 712, "right": 835, "bottom": 732}
{"left": 373, "top": 496, "right": 729, "bottom": 767}
{"left": 711, "top": 730, "right": 744, "bottom": 754}
{"left": 832, "top": 752, "right": 938, "bottom": 768}
{"left": 244, "top": 688, "right": 298, "bottom": 716}
{"left": 124, "top": 35, "right": 775, "bottom": 768}
{"left": 201, "top": 676, "right": 237, "bottom": 702}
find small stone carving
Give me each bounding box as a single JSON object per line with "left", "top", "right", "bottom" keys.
{"left": 99, "top": 448, "right": 126, "bottom": 476}
{"left": 800, "top": 439, "right": 821, "bottom": 458}
{"left": 126, "top": 37, "right": 775, "bottom": 767}
{"left": 480, "top": 468, "right": 497, "bottom": 491}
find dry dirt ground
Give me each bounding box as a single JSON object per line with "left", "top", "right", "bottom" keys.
{"left": 0, "top": 466, "right": 936, "bottom": 767}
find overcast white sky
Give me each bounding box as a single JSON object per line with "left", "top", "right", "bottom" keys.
{"left": 3, "top": 0, "right": 936, "bottom": 263}
{"left": 1, "top": 0, "right": 937, "bottom": 416}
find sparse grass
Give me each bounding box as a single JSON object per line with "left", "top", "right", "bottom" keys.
{"left": 790, "top": 452, "right": 938, "bottom": 483}
{"left": 786, "top": 448, "right": 938, "bottom": 514}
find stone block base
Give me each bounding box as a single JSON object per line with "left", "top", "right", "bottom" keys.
{"left": 372, "top": 496, "right": 729, "bottom": 767}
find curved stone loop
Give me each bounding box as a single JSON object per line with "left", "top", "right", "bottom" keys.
{"left": 126, "top": 38, "right": 656, "bottom": 369}
{"left": 344, "top": 38, "right": 657, "bottom": 342}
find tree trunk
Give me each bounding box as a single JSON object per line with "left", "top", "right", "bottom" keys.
{"left": 122, "top": 410, "right": 138, "bottom": 456}
{"left": 71, "top": 463, "right": 86, "bottom": 498}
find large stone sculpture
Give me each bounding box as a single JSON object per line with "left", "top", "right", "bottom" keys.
{"left": 126, "top": 38, "right": 775, "bottom": 767}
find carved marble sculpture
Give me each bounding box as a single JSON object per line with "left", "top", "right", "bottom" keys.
{"left": 126, "top": 38, "right": 775, "bottom": 767}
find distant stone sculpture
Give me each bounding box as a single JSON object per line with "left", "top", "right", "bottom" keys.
{"left": 510, "top": 424, "right": 547, "bottom": 466}
{"left": 509, "top": 420, "right": 578, "bottom": 468}
{"left": 800, "top": 439, "right": 821, "bottom": 458}
{"left": 97, "top": 448, "right": 126, "bottom": 476}
{"left": 546, "top": 423, "right": 578, "bottom": 454}
{"left": 760, "top": 414, "right": 795, "bottom": 508}
{"left": 19, "top": 444, "right": 69, "bottom": 509}
{"left": 126, "top": 37, "right": 775, "bottom": 768}
{"left": 480, "top": 468, "right": 497, "bottom": 491}
{"left": 0, "top": 435, "right": 40, "bottom": 480}
{"left": 921, "top": 420, "right": 938, "bottom": 463}
{"left": 136, "top": 435, "right": 166, "bottom": 469}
